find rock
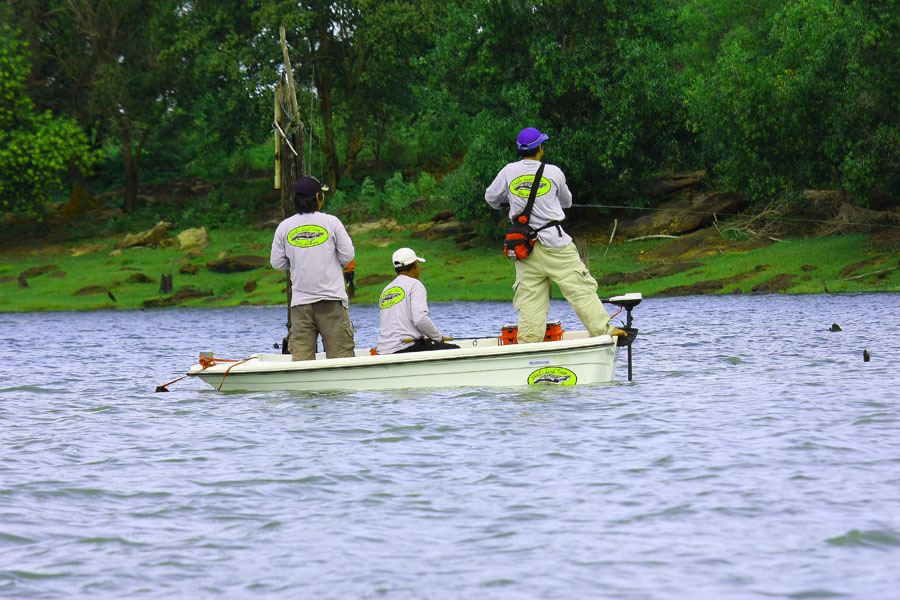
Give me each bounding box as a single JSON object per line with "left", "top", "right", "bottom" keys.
{"left": 21, "top": 264, "right": 58, "bottom": 278}
{"left": 750, "top": 274, "right": 797, "bottom": 294}
{"left": 177, "top": 226, "right": 209, "bottom": 251}
{"left": 431, "top": 209, "right": 455, "bottom": 222}
{"left": 115, "top": 221, "right": 174, "bottom": 249}
{"left": 596, "top": 262, "right": 703, "bottom": 286}
{"left": 69, "top": 242, "right": 105, "bottom": 257}
{"left": 639, "top": 229, "right": 727, "bottom": 263}
{"left": 143, "top": 285, "right": 214, "bottom": 308}
{"left": 357, "top": 273, "right": 394, "bottom": 287}
{"left": 127, "top": 273, "right": 154, "bottom": 284}
{"left": 74, "top": 285, "right": 108, "bottom": 296}
{"left": 179, "top": 263, "right": 203, "bottom": 275}
{"left": 346, "top": 218, "right": 398, "bottom": 236}
{"left": 655, "top": 272, "right": 752, "bottom": 296}
{"left": 643, "top": 170, "right": 706, "bottom": 198}
{"left": 863, "top": 349, "right": 870, "bottom": 362}
{"left": 243, "top": 280, "right": 257, "bottom": 293}
{"left": 619, "top": 192, "right": 747, "bottom": 238}
{"left": 829, "top": 323, "right": 842, "bottom": 331}
{"left": 206, "top": 255, "right": 268, "bottom": 273}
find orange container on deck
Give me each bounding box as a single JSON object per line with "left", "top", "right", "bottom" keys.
{"left": 543, "top": 320, "right": 564, "bottom": 341}
{"left": 498, "top": 321, "right": 565, "bottom": 345}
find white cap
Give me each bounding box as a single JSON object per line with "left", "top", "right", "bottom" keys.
{"left": 392, "top": 247, "right": 425, "bottom": 268}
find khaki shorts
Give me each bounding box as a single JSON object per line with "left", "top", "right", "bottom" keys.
{"left": 513, "top": 242, "right": 612, "bottom": 343}
{"left": 289, "top": 300, "right": 355, "bottom": 360}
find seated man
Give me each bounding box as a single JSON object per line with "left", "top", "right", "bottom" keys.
{"left": 377, "top": 248, "right": 459, "bottom": 354}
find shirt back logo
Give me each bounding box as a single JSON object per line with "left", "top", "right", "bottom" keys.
{"left": 288, "top": 225, "right": 329, "bottom": 247}
{"left": 509, "top": 174, "right": 550, "bottom": 199}
{"left": 379, "top": 286, "right": 405, "bottom": 309}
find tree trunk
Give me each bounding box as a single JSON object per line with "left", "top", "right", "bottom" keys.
{"left": 342, "top": 130, "right": 364, "bottom": 179}
{"left": 120, "top": 125, "right": 139, "bottom": 213}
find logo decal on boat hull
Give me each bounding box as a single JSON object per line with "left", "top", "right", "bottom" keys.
{"left": 527, "top": 367, "right": 577, "bottom": 386}
{"left": 288, "top": 225, "right": 329, "bottom": 247}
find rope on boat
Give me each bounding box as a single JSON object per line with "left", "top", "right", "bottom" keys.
{"left": 154, "top": 355, "right": 257, "bottom": 392}
{"left": 215, "top": 357, "right": 258, "bottom": 391}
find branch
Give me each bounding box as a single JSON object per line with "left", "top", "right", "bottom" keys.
{"left": 626, "top": 234, "right": 679, "bottom": 242}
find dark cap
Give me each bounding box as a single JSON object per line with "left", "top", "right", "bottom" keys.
{"left": 294, "top": 176, "right": 328, "bottom": 197}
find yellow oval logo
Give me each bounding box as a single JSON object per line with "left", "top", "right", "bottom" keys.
{"left": 379, "top": 286, "right": 405, "bottom": 309}
{"left": 288, "top": 225, "right": 329, "bottom": 247}
{"left": 527, "top": 367, "right": 577, "bottom": 386}
{"left": 509, "top": 175, "right": 551, "bottom": 199}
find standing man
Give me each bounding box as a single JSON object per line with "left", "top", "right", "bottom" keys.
{"left": 377, "top": 247, "right": 459, "bottom": 354}
{"left": 270, "top": 176, "right": 356, "bottom": 360}
{"left": 485, "top": 126, "right": 626, "bottom": 343}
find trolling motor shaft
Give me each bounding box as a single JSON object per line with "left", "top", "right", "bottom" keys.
{"left": 607, "top": 293, "right": 642, "bottom": 381}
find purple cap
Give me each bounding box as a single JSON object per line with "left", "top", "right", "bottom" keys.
{"left": 516, "top": 127, "right": 549, "bottom": 151}
{"left": 294, "top": 176, "right": 326, "bottom": 197}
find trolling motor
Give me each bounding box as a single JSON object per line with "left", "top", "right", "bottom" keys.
{"left": 607, "top": 293, "right": 642, "bottom": 381}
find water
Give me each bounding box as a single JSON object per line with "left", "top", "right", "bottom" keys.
{"left": 1, "top": 294, "right": 898, "bottom": 599}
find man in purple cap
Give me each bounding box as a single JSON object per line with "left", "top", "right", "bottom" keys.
{"left": 485, "top": 127, "right": 625, "bottom": 343}
{"left": 270, "top": 176, "right": 356, "bottom": 360}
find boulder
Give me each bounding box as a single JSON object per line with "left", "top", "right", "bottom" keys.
{"left": 206, "top": 255, "right": 268, "bottom": 273}
{"left": 619, "top": 192, "right": 747, "bottom": 238}
{"left": 177, "top": 226, "right": 210, "bottom": 251}
{"left": 115, "top": 221, "right": 174, "bottom": 249}
{"left": 346, "top": 218, "right": 399, "bottom": 236}
{"left": 643, "top": 170, "right": 706, "bottom": 198}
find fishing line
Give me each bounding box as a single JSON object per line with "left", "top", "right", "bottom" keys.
{"left": 569, "top": 203, "right": 900, "bottom": 230}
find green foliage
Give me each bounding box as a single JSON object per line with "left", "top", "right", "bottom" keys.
{"left": 0, "top": 26, "right": 93, "bottom": 215}
{"left": 420, "top": 0, "right": 686, "bottom": 228}
{"left": 681, "top": 0, "right": 900, "bottom": 203}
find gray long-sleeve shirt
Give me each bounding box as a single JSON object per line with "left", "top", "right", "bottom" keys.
{"left": 270, "top": 211, "right": 354, "bottom": 308}
{"left": 376, "top": 274, "right": 442, "bottom": 354}
{"left": 484, "top": 159, "right": 573, "bottom": 247}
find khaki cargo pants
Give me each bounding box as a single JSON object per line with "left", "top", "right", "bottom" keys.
{"left": 289, "top": 300, "right": 355, "bottom": 360}
{"left": 513, "top": 242, "right": 613, "bottom": 343}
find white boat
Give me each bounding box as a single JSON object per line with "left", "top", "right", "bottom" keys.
{"left": 184, "top": 294, "right": 642, "bottom": 393}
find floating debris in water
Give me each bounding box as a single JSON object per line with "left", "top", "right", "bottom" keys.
{"left": 830, "top": 323, "right": 842, "bottom": 331}
{"left": 863, "top": 349, "right": 870, "bottom": 362}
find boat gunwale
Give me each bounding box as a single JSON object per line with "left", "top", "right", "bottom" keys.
{"left": 187, "top": 334, "right": 616, "bottom": 378}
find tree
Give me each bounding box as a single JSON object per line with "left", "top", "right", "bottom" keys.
{"left": 0, "top": 24, "right": 93, "bottom": 215}
{"left": 255, "top": 0, "right": 447, "bottom": 190}
{"left": 419, "top": 0, "right": 685, "bottom": 225}
{"left": 680, "top": 0, "right": 900, "bottom": 203}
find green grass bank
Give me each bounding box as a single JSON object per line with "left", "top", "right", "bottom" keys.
{"left": 2, "top": 224, "right": 897, "bottom": 313}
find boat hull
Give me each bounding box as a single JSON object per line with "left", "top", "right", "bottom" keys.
{"left": 187, "top": 332, "right": 620, "bottom": 392}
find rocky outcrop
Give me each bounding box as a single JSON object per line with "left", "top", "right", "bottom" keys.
{"left": 115, "top": 221, "right": 173, "bottom": 249}
{"left": 618, "top": 192, "right": 747, "bottom": 239}
{"left": 206, "top": 255, "right": 268, "bottom": 273}
{"left": 643, "top": 171, "right": 706, "bottom": 198}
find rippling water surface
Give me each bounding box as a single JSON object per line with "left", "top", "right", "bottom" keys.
{"left": 1, "top": 294, "right": 898, "bottom": 599}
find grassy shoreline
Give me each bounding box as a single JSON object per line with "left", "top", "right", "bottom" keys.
{"left": 1, "top": 223, "right": 897, "bottom": 313}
